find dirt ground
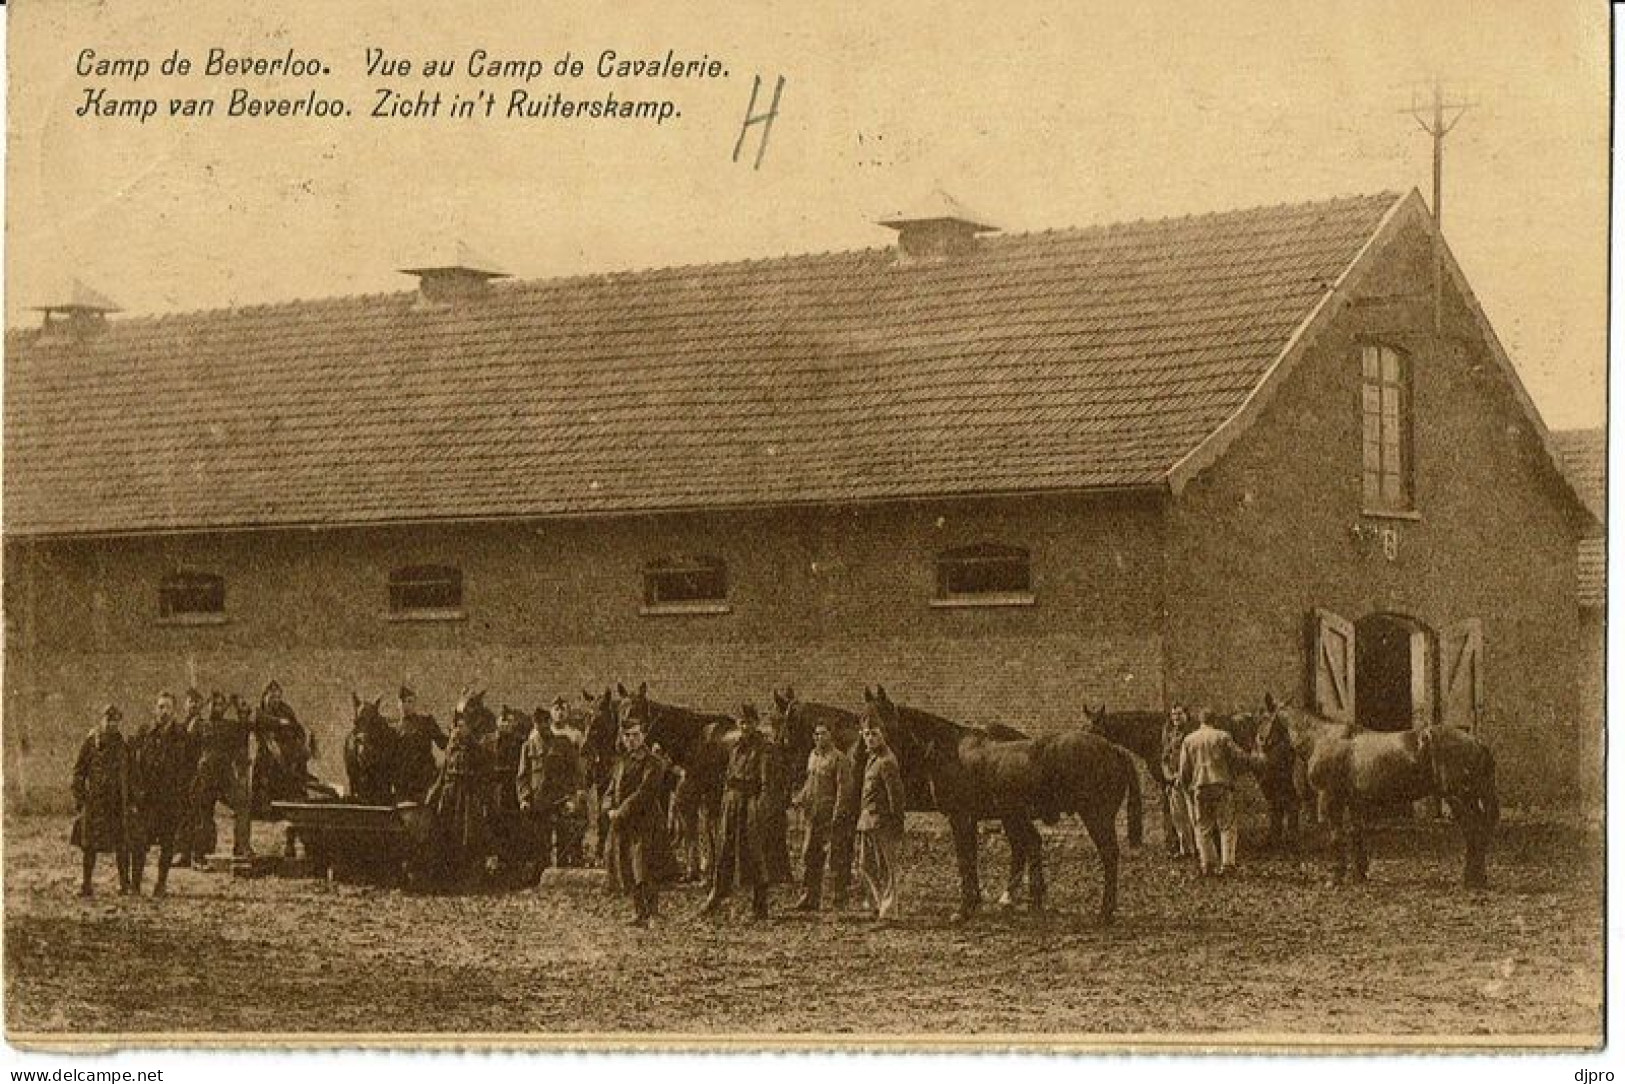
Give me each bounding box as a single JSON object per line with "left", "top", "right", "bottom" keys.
{"left": 3, "top": 810, "right": 1603, "bottom": 1043}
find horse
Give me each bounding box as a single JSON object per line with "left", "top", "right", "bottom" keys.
{"left": 617, "top": 682, "right": 740, "bottom": 883}
{"left": 580, "top": 688, "right": 622, "bottom": 863}
{"left": 1279, "top": 705, "right": 1499, "bottom": 887}
{"left": 343, "top": 693, "right": 398, "bottom": 805}
{"left": 1084, "top": 706, "right": 1177, "bottom": 852}
{"left": 858, "top": 686, "right": 1141, "bottom": 922}
{"left": 772, "top": 687, "right": 1050, "bottom": 909}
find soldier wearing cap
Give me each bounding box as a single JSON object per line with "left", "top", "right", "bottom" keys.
{"left": 72, "top": 704, "right": 133, "bottom": 897}
{"left": 604, "top": 713, "right": 666, "bottom": 925}
{"left": 699, "top": 704, "right": 774, "bottom": 919}
{"left": 129, "top": 690, "right": 196, "bottom": 895}
{"left": 395, "top": 685, "right": 448, "bottom": 804}
{"left": 517, "top": 697, "right": 588, "bottom": 879}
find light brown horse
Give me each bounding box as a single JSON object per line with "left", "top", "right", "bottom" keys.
{"left": 1279, "top": 706, "right": 1499, "bottom": 887}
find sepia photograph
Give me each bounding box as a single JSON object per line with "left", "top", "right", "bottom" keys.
{"left": 0, "top": 0, "right": 1610, "bottom": 1056}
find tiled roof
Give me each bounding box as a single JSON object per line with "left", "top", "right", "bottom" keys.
{"left": 4, "top": 193, "right": 1403, "bottom": 537}
{"left": 1554, "top": 427, "right": 1606, "bottom": 608}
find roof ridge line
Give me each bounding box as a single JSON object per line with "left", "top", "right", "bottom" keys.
{"left": 6, "top": 191, "right": 1403, "bottom": 332}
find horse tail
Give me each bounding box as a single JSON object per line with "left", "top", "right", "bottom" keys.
{"left": 1119, "top": 744, "right": 1143, "bottom": 848}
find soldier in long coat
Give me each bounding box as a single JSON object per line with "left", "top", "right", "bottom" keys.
{"left": 429, "top": 695, "right": 496, "bottom": 872}
{"left": 699, "top": 705, "right": 773, "bottom": 918}
{"left": 72, "top": 704, "right": 133, "bottom": 897}
{"left": 174, "top": 688, "right": 206, "bottom": 867}
{"left": 604, "top": 716, "right": 666, "bottom": 925}
{"left": 394, "top": 685, "right": 448, "bottom": 803}
{"left": 129, "top": 691, "right": 197, "bottom": 895}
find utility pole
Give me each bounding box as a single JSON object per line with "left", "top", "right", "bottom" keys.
{"left": 1403, "top": 80, "right": 1475, "bottom": 228}
{"left": 1401, "top": 80, "right": 1475, "bottom": 331}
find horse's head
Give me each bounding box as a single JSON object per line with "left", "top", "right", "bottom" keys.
{"left": 858, "top": 684, "right": 897, "bottom": 738}
{"left": 1274, "top": 701, "right": 1334, "bottom": 756}
{"left": 454, "top": 688, "right": 495, "bottom": 736}
{"left": 1083, "top": 703, "right": 1108, "bottom": 732}
{"left": 350, "top": 692, "right": 385, "bottom": 730}
{"left": 616, "top": 681, "right": 656, "bottom": 743}
{"left": 580, "top": 688, "right": 619, "bottom": 763}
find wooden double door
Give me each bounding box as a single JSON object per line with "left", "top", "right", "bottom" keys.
{"left": 1309, "top": 608, "right": 1482, "bottom": 732}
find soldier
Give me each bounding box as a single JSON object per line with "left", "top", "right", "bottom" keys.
{"left": 605, "top": 716, "right": 666, "bottom": 926}
{"left": 792, "top": 721, "right": 856, "bottom": 911}
{"left": 760, "top": 710, "right": 794, "bottom": 886}
{"left": 71, "top": 704, "right": 133, "bottom": 897}
{"left": 129, "top": 691, "right": 196, "bottom": 896}
{"left": 491, "top": 707, "right": 530, "bottom": 870}
{"left": 429, "top": 692, "right": 496, "bottom": 879}
{"left": 173, "top": 688, "right": 206, "bottom": 867}
{"left": 1177, "top": 707, "right": 1264, "bottom": 877}
{"left": 395, "top": 685, "right": 448, "bottom": 803}
{"left": 516, "top": 698, "right": 587, "bottom": 880}
{"left": 699, "top": 704, "right": 774, "bottom": 919}
{"left": 855, "top": 715, "right": 905, "bottom": 921}
{"left": 190, "top": 692, "right": 253, "bottom": 863}
{"left": 1162, "top": 704, "right": 1198, "bottom": 860}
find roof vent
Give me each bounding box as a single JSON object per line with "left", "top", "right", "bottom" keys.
{"left": 400, "top": 241, "right": 509, "bottom": 306}
{"left": 33, "top": 279, "right": 120, "bottom": 339}
{"left": 879, "top": 190, "right": 999, "bottom": 265}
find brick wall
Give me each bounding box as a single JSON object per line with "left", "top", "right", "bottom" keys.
{"left": 1164, "top": 220, "right": 1586, "bottom": 805}
{"left": 4, "top": 491, "right": 1167, "bottom": 811}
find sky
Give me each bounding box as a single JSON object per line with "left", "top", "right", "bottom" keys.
{"left": 5, "top": 0, "right": 1609, "bottom": 428}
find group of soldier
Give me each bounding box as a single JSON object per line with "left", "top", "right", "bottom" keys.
{"left": 70, "top": 682, "right": 306, "bottom": 897}
{"left": 1159, "top": 701, "right": 1298, "bottom": 877}
{"left": 71, "top": 679, "right": 911, "bottom": 926}
{"left": 600, "top": 703, "right": 905, "bottom": 928}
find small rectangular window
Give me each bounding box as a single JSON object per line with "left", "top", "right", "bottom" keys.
{"left": 643, "top": 555, "right": 728, "bottom": 610}
{"left": 159, "top": 572, "right": 225, "bottom": 619}
{"left": 933, "top": 544, "right": 1033, "bottom": 607}
{"left": 389, "top": 565, "right": 463, "bottom": 614}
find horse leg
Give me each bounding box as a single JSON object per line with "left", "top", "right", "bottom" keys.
{"left": 949, "top": 815, "right": 982, "bottom": 921}
{"left": 1326, "top": 796, "right": 1347, "bottom": 884}
{"left": 998, "top": 817, "right": 1025, "bottom": 908}
{"left": 1349, "top": 800, "right": 1370, "bottom": 883}
{"left": 1159, "top": 785, "right": 1179, "bottom": 857}
{"left": 1450, "top": 797, "right": 1489, "bottom": 889}
{"left": 1023, "top": 820, "right": 1046, "bottom": 912}
{"left": 1082, "top": 810, "right": 1119, "bottom": 925}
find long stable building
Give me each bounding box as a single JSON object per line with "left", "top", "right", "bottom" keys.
{"left": 3, "top": 190, "right": 1593, "bottom": 810}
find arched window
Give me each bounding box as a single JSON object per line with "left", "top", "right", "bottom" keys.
{"left": 159, "top": 571, "right": 225, "bottom": 619}
{"left": 643, "top": 554, "right": 728, "bottom": 611}
{"left": 935, "top": 543, "right": 1032, "bottom": 603}
{"left": 388, "top": 564, "right": 463, "bottom": 614}
{"left": 1361, "top": 344, "right": 1414, "bottom": 512}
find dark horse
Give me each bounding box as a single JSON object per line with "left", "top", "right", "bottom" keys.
{"left": 580, "top": 688, "right": 622, "bottom": 862}
{"left": 617, "top": 682, "right": 740, "bottom": 882}
{"left": 772, "top": 687, "right": 1046, "bottom": 909}
{"left": 1281, "top": 706, "right": 1499, "bottom": 887}
{"left": 343, "top": 693, "right": 398, "bottom": 805}
{"left": 859, "top": 686, "right": 1142, "bottom": 923}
